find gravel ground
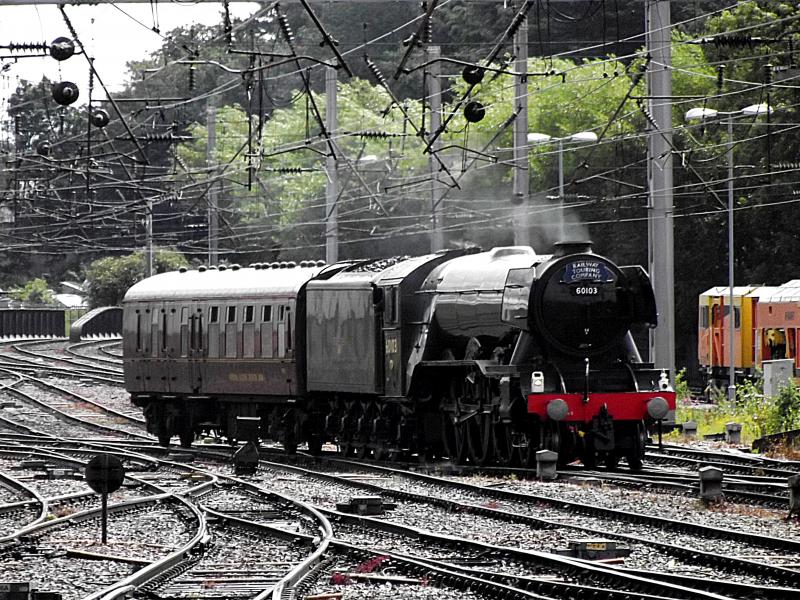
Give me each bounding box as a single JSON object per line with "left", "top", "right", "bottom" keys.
{"left": 0, "top": 556, "right": 134, "bottom": 599}
{"left": 236, "top": 460, "right": 795, "bottom": 586}
{"left": 304, "top": 556, "right": 495, "bottom": 600}
{"left": 14, "top": 381, "right": 146, "bottom": 436}
{"left": 38, "top": 377, "right": 139, "bottom": 420}
{"left": 0, "top": 391, "right": 125, "bottom": 439}
{"left": 36, "top": 501, "right": 197, "bottom": 560}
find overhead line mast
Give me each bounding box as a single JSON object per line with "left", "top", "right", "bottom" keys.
{"left": 645, "top": 0, "right": 675, "bottom": 382}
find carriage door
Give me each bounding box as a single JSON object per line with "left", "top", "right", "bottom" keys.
{"left": 383, "top": 286, "right": 402, "bottom": 396}
{"left": 710, "top": 298, "right": 725, "bottom": 367}
{"left": 187, "top": 303, "right": 205, "bottom": 392}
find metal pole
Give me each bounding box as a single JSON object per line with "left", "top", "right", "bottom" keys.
{"left": 727, "top": 118, "right": 736, "bottom": 400}
{"left": 645, "top": 0, "right": 675, "bottom": 378}
{"left": 145, "top": 198, "right": 153, "bottom": 277}
{"left": 557, "top": 138, "right": 564, "bottom": 242}
{"left": 512, "top": 16, "right": 529, "bottom": 246}
{"left": 325, "top": 67, "right": 338, "bottom": 264}
{"left": 101, "top": 492, "right": 108, "bottom": 544}
{"left": 206, "top": 98, "right": 218, "bottom": 266}
{"left": 427, "top": 46, "right": 444, "bottom": 252}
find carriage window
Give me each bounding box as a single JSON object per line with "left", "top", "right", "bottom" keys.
{"left": 700, "top": 306, "right": 709, "bottom": 328}
{"left": 136, "top": 313, "right": 142, "bottom": 351}
{"left": 279, "top": 305, "right": 285, "bottom": 322}
{"left": 181, "top": 306, "right": 188, "bottom": 322}
{"left": 735, "top": 307, "right": 741, "bottom": 329}
{"left": 209, "top": 306, "right": 219, "bottom": 323}
{"left": 262, "top": 305, "right": 272, "bottom": 322}
{"left": 162, "top": 312, "right": 167, "bottom": 351}
{"left": 227, "top": 306, "right": 237, "bottom": 323}
{"left": 244, "top": 305, "right": 254, "bottom": 323}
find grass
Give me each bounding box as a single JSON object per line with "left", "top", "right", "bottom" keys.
{"left": 668, "top": 369, "right": 800, "bottom": 446}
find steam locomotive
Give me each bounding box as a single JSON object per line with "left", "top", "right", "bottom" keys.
{"left": 122, "top": 242, "right": 675, "bottom": 469}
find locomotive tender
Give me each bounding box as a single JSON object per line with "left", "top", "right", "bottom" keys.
{"left": 123, "top": 242, "right": 675, "bottom": 468}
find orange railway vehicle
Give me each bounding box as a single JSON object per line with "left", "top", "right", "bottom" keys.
{"left": 699, "top": 281, "right": 800, "bottom": 389}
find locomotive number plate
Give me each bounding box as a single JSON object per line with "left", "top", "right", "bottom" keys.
{"left": 572, "top": 286, "right": 599, "bottom": 296}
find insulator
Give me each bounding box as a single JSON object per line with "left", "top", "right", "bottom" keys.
{"left": 357, "top": 130, "right": 392, "bottom": 139}
{"left": 223, "top": 0, "right": 233, "bottom": 45}
{"left": 7, "top": 42, "right": 48, "bottom": 53}
{"left": 704, "top": 34, "right": 759, "bottom": 48}
{"left": 144, "top": 132, "right": 173, "bottom": 141}
{"left": 764, "top": 63, "right": 773, "bottom": 85}
{"left": 278, "top": 167, "right": 306, "bottom": 174}
{"left": 188, "top": 65, "right": 196, "bottom": 91}
{"left": 366, "top": 58, "right": 388, "bottom": 87}
{"left": 52, "top": 81, "right": 79, "bottom": 106}
{"left": 776, "top": 162, "right": 800, "bottom": 170}
{"left": 716, "top": 65, "right": 726, "bottom": 91}
{"left": 49, "top": 37, "right": 75, "bottom": 61}
{"left": 464, "top": 100, "right": 486, "bottom": 123}
{"left": 277, "top": 12, "right": 296, "bottom": 52}
{"left": 462, "top": 65, "right": 485, "bottom": 85}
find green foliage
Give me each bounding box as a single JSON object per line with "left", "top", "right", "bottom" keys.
{"left": 675, "top": 377, "right": 800, "bottom": 443}
{"left": 10, "top": 278, "right": 55, "bottom": 305}
{"left": 85, "top": 250, "right": 188, "bottom": 308}
{"left": 673, "top": 368, "right": 691, "bottom": 402}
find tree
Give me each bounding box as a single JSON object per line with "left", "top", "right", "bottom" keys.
{"left": 10, "top": 278, "right": 55, "bottom": 305}
{"left": 85, "top": 249, "right": 188, "bottom": 308}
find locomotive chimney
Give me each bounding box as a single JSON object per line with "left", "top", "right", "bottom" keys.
{"left": 553, "top": 240, "right": 593, "bottom": 257}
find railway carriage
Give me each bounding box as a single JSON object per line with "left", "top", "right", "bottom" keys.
{"left": 123, "top": 261, "right": 326, "bottom": 447}
{"left": 124, "top": 243, "right": 675, "bottom": 468}
{"left": 698, "top": 281, "right": 800, "bottom": 389}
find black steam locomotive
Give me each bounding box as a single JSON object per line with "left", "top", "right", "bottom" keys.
{"left": 122, "top": 242, "right": 674, "bottom": 468}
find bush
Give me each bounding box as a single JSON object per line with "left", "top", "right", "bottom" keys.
{"left": 10, "top": 278, "right": 55, "bottom": 305}
{"left": 674, "top": 374, "right": 800, "bottom": 444}
{"left": 85, "top": 249, "right": 187, "bottom": 308}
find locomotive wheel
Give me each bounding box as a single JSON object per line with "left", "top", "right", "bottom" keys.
{"left": 517, "top": 424, "right": 540, "bottom": 467}
{"left": 338, "top": 440, "right": 355, "bottom": 457}
{"left": 283, "top": 437, "right": 298, "bottom": 455}
{"left": 604, "top": 452, "right": 620, "bottom": 470}
{"left": 542, "top": 421, "right": 561, "bottom": 455}
{"left": 306, "top": 435, "right": 323, "bottom": 456}
{"left": 158, "top": 434, "right": 171, "bottom": 447}
{"left": 493, "top": 422, "right": 515, "bottom": 466}
{"left": 626, "top": 422, "right": 646, "bottom": 471}
{"left": 441, "top": 415, "right": 467, "bottom": 464}
{"left": 179, "top": 429, "right": 194, "bottom": 449}
{"left": 581, "top": 441, "right": 597, "bottom": 470}
{"left": 466, "top": 412, "right": 492, "bottom": 465}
